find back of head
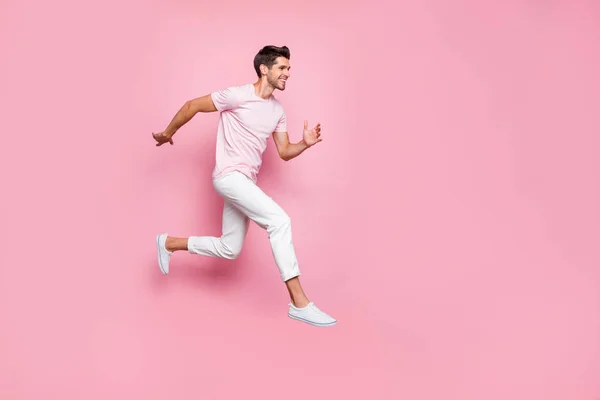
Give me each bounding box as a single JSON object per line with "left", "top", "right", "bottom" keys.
{"left": 254, "top": 45, "right": 291, "bottom": 77}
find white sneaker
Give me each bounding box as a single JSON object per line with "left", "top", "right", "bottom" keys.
{"left": 288, "top": 302, "right": 337, "bottom": 327}
{"left": 156, "top": 233, "right": 172, "bottom": 274}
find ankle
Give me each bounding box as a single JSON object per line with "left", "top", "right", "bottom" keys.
{"left": 292, "top": 298, "right": 310, "bottom": 308}
{"left": 284, "top": 277, "right": 310, "bottom": 308}
{"left": 165, "top": 237, "right": 178, "bottom": 253}
{"left": 165, "top": 236, "right": 190, "bottom": 252}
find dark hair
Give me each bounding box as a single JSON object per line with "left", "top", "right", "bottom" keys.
{"left": 253, "top": 45, "right": 290, "bottom": 77}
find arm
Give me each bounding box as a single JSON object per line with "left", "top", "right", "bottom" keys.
{"left": 272, "top": 131, "right": 310, "bottom": 161}
{"left": 153, "top": 87, "right": 241, "bottom": 147}
{"left": 162, "top": 94, "right": 217, "bottom": 138}
{"left": 272, "top": 121, "right": 322, "bottom": 161}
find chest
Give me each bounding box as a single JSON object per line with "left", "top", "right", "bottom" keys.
{"left": 233, "top": 102, "right": 282, "bottom": 137}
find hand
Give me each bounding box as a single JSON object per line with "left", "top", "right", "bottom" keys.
{"left": 152, "top": 131, "right": 173, "bottom": 147}
{"left": 302, "top": 120, "right": 322, "bottom": 147}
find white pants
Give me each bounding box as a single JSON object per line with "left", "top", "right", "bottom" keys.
{"left": 187, "top": 171, "right": 301, "bottom": 282}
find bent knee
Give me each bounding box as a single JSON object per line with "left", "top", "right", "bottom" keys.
{"left": 269, "top": 213, "right": 291, "bottom": 232}
{"left": 221, "top": 242, "right": 243, "bottom": 260}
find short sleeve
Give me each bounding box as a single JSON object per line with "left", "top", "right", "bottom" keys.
{"left": 274, "top": 111, "right": 287, "bottom": 133}
{"left": 210, "top": 86, "right": 243, "bottom": 112}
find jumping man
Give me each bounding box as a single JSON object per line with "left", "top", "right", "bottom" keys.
{"left": 152, "top": 45, "right": 336, "bottom": 327}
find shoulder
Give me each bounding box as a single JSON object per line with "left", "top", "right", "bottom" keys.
{"left": 213, "top": 83, "right": 252, "bottom": 97}
{"left": 269, "top": 94, "right": 285, "bottom": 111}
{"left": 211, "top": 83, "right": 253, "bottom": 110}
{"left": 271, "top": 97, "right": 287, "bottom": 123}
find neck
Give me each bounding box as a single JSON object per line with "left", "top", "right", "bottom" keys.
{"left": 253, "top": 79, "right": 275, "bottom": 99}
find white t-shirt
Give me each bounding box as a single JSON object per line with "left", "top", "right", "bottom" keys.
{"left": 211, "top": 83, "right": 287, "bottom": 183}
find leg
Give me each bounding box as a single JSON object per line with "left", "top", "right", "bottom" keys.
{"left": 156, "top": 171, "right": 336, "bottom": 326}
{"left": 285, "top": 277, "right": 309, "bottom": 308}
{"left": 213, "top": 172, "right": 301, "bottom": 283}
{"left": 155, "top": 201, "right": 248, "bottom": 274}
{"left": 214, "top": 173, "right": 336, "bottom": 327}
{"left": 185, "top": 201, "right": 249, "bottom": 259}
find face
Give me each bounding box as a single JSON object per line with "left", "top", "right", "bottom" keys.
{"left": 262, "top": 57, "right": 291, "bottom": 91}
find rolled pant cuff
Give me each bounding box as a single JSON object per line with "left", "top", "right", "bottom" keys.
{"left": 282, "top": 270, "right": 301, "bottom": 282}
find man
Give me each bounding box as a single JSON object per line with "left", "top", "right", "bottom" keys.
{"left": 152, "top": 45, "right": 336, "bottom": 327}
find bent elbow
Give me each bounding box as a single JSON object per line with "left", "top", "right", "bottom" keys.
{"left": 181, "top": 101, "right": 193, "bottom": 115}
{"left": 277, "top": 145, "right": 290, "bottom": 161}
{"left": 279, "top": 150, "right": 292, "bottom": 161}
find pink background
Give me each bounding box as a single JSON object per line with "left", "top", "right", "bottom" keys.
{"left": 1, "top": 0, "right": 599, "bottom": 399}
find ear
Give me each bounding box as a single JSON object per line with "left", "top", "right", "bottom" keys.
{"left": 260, "top": 65, "right": 268, "bottom": 75}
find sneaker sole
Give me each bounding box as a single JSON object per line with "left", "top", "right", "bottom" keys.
{"left": 156, "top": 235, "right": 167, "bottom": 275}
{"left": 288, "top": 313, "right": 337, "bottom": 327}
